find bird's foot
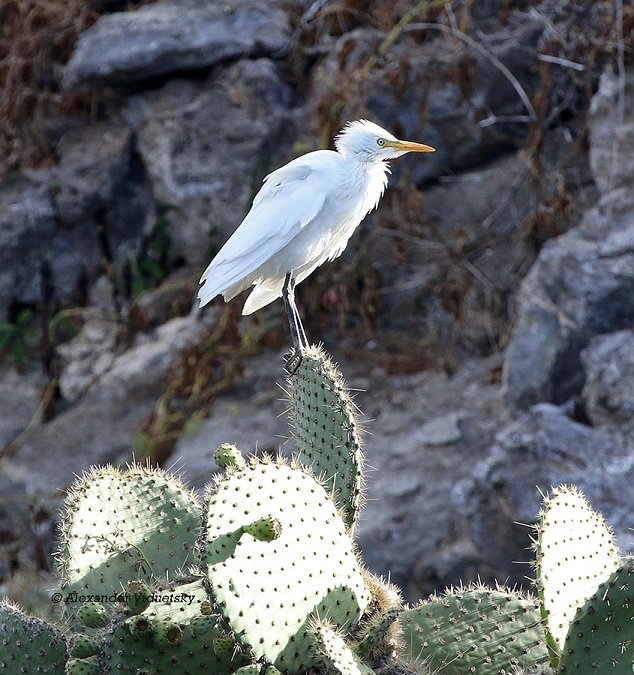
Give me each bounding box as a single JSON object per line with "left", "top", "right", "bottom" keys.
{"left": 284, "top": 348, "right": 303, "bottom": 376}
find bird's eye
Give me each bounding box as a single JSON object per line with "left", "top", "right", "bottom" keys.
{"left": 377, "top": 138, "right": 386, "bottom": 146}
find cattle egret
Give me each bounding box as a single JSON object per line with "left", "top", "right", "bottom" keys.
{"left": 198, "top": 119, "right": 435, "bottom": 350}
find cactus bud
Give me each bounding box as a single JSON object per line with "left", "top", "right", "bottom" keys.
{"left": 242, "top": 516, "right": 282, "bottom": 542}
{"left": 77, "top": 601, "right": 108, "bottom": 628}
{"left": 214, "top": 443, "right": 246, "bottom": 470}
{"left": 69, "top": 633, "right": 100, "bottom": 659}
{"left": 125, "top": 580, "right": 152, "bottom": 614}
{"left": 153, "top": 619, "right": 183, "bottom": 646}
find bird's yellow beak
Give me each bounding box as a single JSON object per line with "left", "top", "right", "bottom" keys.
{"left": 385, "top": 139, "right": 435, "bottom": 153}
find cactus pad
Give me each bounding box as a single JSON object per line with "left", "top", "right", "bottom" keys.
{"left": 558, "top": 558, "right": 634, "bottom": 673}
{"left": 286, "top": 345, "right": 364, "bottom": 530}
{"left": 100, "top": 578, "right": 246, "bottom": 673}
{"left": 534, "top": 485, "right": 620, "bottom": 653}
{"left": 399, "top": 586, "right": 549, "bottom": 674}
{"left": 354, "top": 607, "right": 402, "bottom": 661}
{"left": 310, "top": 623, "right": 378, "bottom": 674}
{"left": 0, "top": 601, "right": 67, "bottom": 672}
{"left": 58, "top": 465, "right": 201, "bottom": 600}
{"left": 65, "top": 656, "right": 100, "bottom": 674}
{"left": 200, "top": 457, "right": 369, "bottom": 672}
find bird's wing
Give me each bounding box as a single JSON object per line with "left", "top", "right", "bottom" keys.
{"left": 198, "top": 158, "right": 330, "bottom": 304}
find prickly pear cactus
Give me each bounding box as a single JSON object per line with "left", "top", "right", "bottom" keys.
{"left": 558, "top": 558, "right": 634, "bottom": 674}
{"left": 354, "top": 607, "right": 402, "bottom": 662}
{"left": 0, "top": 601, "right": 67, "bottom": 672}
{"left": 534, "top": 485, "right": 620, "bottom": 662}
{"left": 57, "top": 465, "right": 201, "bottom": 602}
{"left": 286, "top": 345, "right": 364, "bottom": 531}
{"left": 200, "top": 453, "right": 369, "bottom": 673}
{"left": 399, "top": 585, "right": 550, "bottom": 674}
{"left": 310, "top": 623, "right": 377, "bottom": 674}
{"left": 99, "top": 577, "right": 247, "bottom": 673}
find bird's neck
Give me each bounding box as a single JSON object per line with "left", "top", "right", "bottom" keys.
{"left": 344, "top": 158, "right": 390, "bottom": 215}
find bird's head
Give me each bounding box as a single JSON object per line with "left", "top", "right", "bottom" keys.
{"left": 334, "top": 119, "right": 435, "bottom": 162}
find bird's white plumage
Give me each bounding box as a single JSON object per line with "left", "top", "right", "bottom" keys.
{"left": 198, "top": 119, "right": 433, "bottom": 314}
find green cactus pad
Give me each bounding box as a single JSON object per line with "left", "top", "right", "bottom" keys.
{"left": 399, "top": 586, "right": 550, "bottom": 674}
{"left": 100, "top": 579, "right": 246, "bottom": 673}
{"left": 189, "top": 614, "right": 217, "bottom": 637}
{"left": 310, "top": 623, "right": 377, "bottom": 675}
{"left": 215, "top": 443, "right": 247, "bottom": 470}
{"left": 354, "top": 607, "right": 402, "bottom": 661}
{"left": 101, "top": 615, "right": 243, "bottom": 674}
{"left": 200, "top": 457, "right": 369, "bottom": 672}
{"left": 534, "top": 485, "right": 620, "bottom": 655}
{"left": 65, "top": 656, "right": 100, "bottom": 674}
{"left": 286, "top": 345, "right": 364, "bottom": 531}
{"left": 232, "top": 666, "right": 261, "bottom": 675}
{"left": 0, "top": 600, "right": 67, "bottom": 672}
{"left": 57, "top": 465, "right": 201, "bottom": 602}
{"left": 558, "top": 558, "right": 634, "bottom": 673}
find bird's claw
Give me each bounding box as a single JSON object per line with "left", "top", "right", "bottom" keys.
{"left": 285, "top": 349, "right": 303, "bottom": 376}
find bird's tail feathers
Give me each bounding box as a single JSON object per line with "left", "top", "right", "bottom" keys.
{"left": 198, "top": 271, "right": 250, "bottom": 308}
{"left": 241, "top": 278, "right": 284, "bottom": 315}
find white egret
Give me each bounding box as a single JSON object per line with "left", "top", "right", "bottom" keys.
{"left": 198, "top": 119, "right": 435, "bottom": 349}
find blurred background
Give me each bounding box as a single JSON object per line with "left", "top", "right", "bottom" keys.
{"left": 1, "top": 0, "right": 633, "bottom": 615}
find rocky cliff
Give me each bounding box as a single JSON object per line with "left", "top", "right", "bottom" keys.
{"left": 0, "top": 0, "right": 632, "bottom": 607}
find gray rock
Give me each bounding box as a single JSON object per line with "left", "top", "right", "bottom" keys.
{"left": 0, "top": 123, "right": 156, "bottom": 320}
{"left": 56, "top": 317, "right": 118, "bottom": 403}
{"left": 414, "top": 412, "right": 463, "bottom": 446}
{"left": 456, "top": 404, "right": 634, "bottom": 585}
{"left": 63, "top": 0, "right": 290, "bottom": 89}
{"left": 353, "top": 355, "right": 509, "bottom": 600}
{"left": 0, "top": 171, "right": 83, "bottom": 319}
{"left": 54, "top": 123, "right": 133, "bottom": 224}
{"left": 54, "top": 121, "right": 155, "bottom": 276}
{"left": 0, "top": 367, "right": 46, "bottom": 450}
{"left": 503, "top": 64, "right": 634, "bottom": 410}
{"left": 581, "top": 330, "right": 634, "bottom": 429}
{"left": 502, "top": 193, "right": 634, "bottom": 410}
{"left": 125, "top": 58, "right": 294, "bottom": 264}
{"left": 589, "top": 67, "right": 634, "bottom": 195}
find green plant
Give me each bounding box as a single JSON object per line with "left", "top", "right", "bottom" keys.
{"left": 0, "top": 347, "right": 631, "bottom": 674}
{"left": 286, "top": 345, "right": 364, "bottom": 531}
{"left": 129, "top": 203, "right": 174, "bottom": 297}
{"left": 0, "top": 307, "right": 35, "bottom": 366}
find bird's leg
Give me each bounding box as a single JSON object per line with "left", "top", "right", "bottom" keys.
{"left": 282, "top": 272, "right": 308, "bottom": 373}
